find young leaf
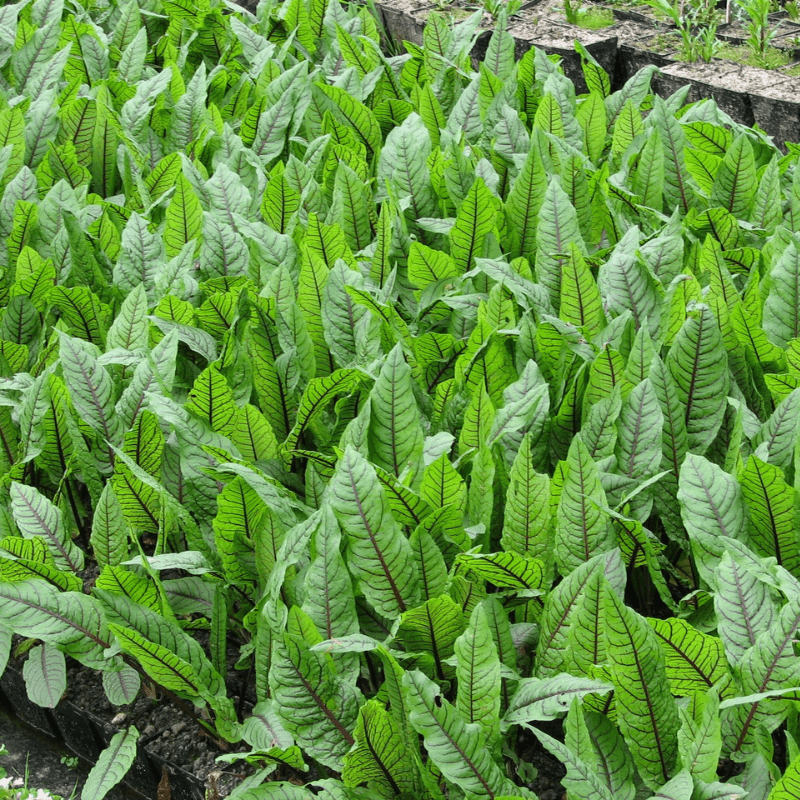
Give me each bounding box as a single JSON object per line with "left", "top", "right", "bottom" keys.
{"left": 269, "top": 607, "right": 359, "bottom": 770}
{"left": 666, "top": 305, "right": 729, "bottom": 454}
{"left": 82, "top": 726, "right": 140, "bottom": 800}
{"left": 369, "top": 345, "right": 424, "bottom": 481}
{"left": 740, "top": 454, "right": 800, "bottom": 579}
{"left": 449, "top": 177, "right": 496, "bottom": 275}
{"left": 454, "top": 604, "right": 501, "bottom": 744}
{"left": 556, "top": 436, "right": 614, "bottom": 574}
{"left": 342, "top": 699, "right": 418, "bottom": 797}
{"left": 402, "top": 669, "right": 526, "bottom": 798}
{"left": 565, "top": 701, "right": 636, "bottom": 800}
{"left": 714, "top": 550, "right": 778, "bottom": 663}
{"left": 604, "top": 589, "right": 680, "bottom": 789}
{"left": 649, "top": 618, "right": 730, "bottom": 697}
{"left": 327, "top": 446, "right": 420, "bottom": 619}
{"left": 505, "top": 674, "right": 614, "bottom": 724}
{"left": 23, "top": 643, "right": 66, "bottom": 708}
{"left": 11, "top": 482, "right": 84, "bottom": 572}
{"left": 710, "top": 133, "right": 757, "bottom": 219}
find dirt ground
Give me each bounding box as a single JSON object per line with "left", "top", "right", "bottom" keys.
{"left": 0, "top": 705, "right": 138, "bottom": 800}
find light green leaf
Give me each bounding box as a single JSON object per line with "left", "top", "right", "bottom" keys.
{"left": 369, "top": 345, "right": 424, "bottom": 481}
{"left": 23, "top": 643, "right": 66, "bottom": 708}
{"left": 556, "top": 436, "right": 614, "bottom": 574}
{"left": 403, "top": 669, "right": 525, "bottom": 799}
{"left": 667, "top": 305, "right": 729, "bottom": 453}
{"left": 764, "top": 237, "right": 800, "bottom": 347}
{"left": 740, "top": 454, "right": 800, "bottom": 578}
{"left": 342, "top": 699, "right": 418, "bottom": 798}
{"left": 327, "top": 446, "right": 420, "bottom": 619}
{"left": 82, "top": 726, "right": 140, "bottom": 800}
{"left": 11, "top": 482, "right": 83, "bottom": 572}
{"left": 505, "top": 674, "right": 613, "bottom": 724}
{"left": 604, "top": 589, "right": 680, "bottom": 789}
{"left": 710, "top": 133, "right": 757, "bottom": 219}
{"left": 454, "top": 604, "right": 501, "bottom": 744}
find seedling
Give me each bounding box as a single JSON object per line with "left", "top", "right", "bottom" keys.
{"left": 645, "top": 0, "right": 721, "bottom": 59}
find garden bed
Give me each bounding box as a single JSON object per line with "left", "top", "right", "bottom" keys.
{"left": 0, "top": 665, "right": 208, "bottom": 799}
{"left": 377, "top": 0, "right": 800, "bottom": 144}
{"left": 0, "top": 656, "right": 257, "bottom": 799}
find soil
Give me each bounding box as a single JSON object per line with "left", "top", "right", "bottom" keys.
{"left": 0, "top": 703, "right": 135, "bottom": 800}
{"left": 62, "top": 658, "right": 256, "bottom": 798}
{"left": 508, "top": 16, "right": 617, "bottom": 47}
{"left": 518, "top": 721, "right": 568, "bottom": 800}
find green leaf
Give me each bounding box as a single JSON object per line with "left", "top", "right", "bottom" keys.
{"left": 108, "top": 623, "right": 204, "bottom": 699}
{"left": 615, "top": 378, "right": 663, "bottom": 481}
{"left": 505, "top": 674, "right": 614, "bottom": 724}
{"left": 714, "top": 550, "right": 778, "bottom": 663}
{"left": 598, "top": 226, "right": 661, "bottom": 334}
{"left": 740, "top": 454, "right": 800, "bottom": 578}
{"left": 402, "top": 669, "right": 525, "bottom": 799}
{"left": 456, "top": 552, "right": 546, "bottom": 591}
{"left": 163, "top": 174, "right": 203, "bottom": 258}
{"left": 454, "top": 604, "right": 501, "bottom": 744}
{"left": 408, "top": 242, "right": 459, "bottom": 290}
{"left": 10, "top": 481, "right": 84, "bottom": 572}
{"left": 666, "top": 304, "right": 729, "bottom": 454}
{"left": 565, "top": 701, "right": 636, "bottom": 800}
{"left": 678, "top": 453, "right": 746, "bottom": 543}
{"left": 369, "top": 345, "right": 424, "bottom": 481}
{"left": 723, "top": 596, "right": 800, "bottom": 758}
{"left": 96, "top": 566, "right": 159, "bottom": 611}
{"left": 58, "top": 333, "right": 122, "bottom": 449}
{"left": 531, "top": 725, "right": 615, "bottom": 800}
{"left": 82, "top": 726, "right": 140, "bottom": 800}
{"left": 537, "top": 550, "right": 625, "bottom": 677}
{"left": 98, "top": 588, "right": 225, "bottom": 696}
{"left": 233, "top": 405, "right": 279, "bottom": 462}
{"left": 633, "top": 128, "right": 665, "bottom": 211}
{"left": 213, "top": 477, "right": 263, "bottom": 589}
{"left": 269, "top": 607, "right": 359, "bottom": 770}
{"left": 556, "top": 436, "right": 614, "bottom": 573}
{"left": 449, "top": 178, "right": 496, "bottom": 275}
{"left": 769, "top": 752, "right": 800, "bottom": 799}
{"left": 102, "top": 666, "right": 141, "bottom": 706}
{"left": 536, "top": 176, "right": 584, "bottom": 310}
{"left": 501, "top": 433, "right": 551, "bottom": 560}
{"left": 505, "top": 141, "right": 547, "bottom": 262}
{"left": 677, "top": 687, "right": 722, "bottom": 783}
{"left": 286, "top": 369, "right": 361, "bottom": 454}
{"left": 650, "top": 96, "right": 693, "bottom": 214}
{"left": 342, "top": 699, "right": 418, "bottom": 798}
{"left": 185, "top": 365, "right": 237, "bottom": 436}
{"left": 301, "top": 505, "right": 359, "bottom": 650}
{"left": 327, "top": 446, "right": 420, "bottom": 619}
{"left": 398, "top": 595, "right": 465, "bottom": 681}
{"left": 23, "top": 643, "right": 66, "bottom": 708}
{"left": 649, "top": 618, "right": 730, "bottom": 697}
{"left": 0, "top": 581, "right": 110, "bottom": 668}
{"left": 107, "top": 283, "right": 149, "bottom": 352}
{"left": 604, "top": 588, "right": 680, "bottom": 789}
{"left": 764, "top": 237, "right": 800, "bottom": 347}
{"left": 751, "top": 388, "right": 800, "bottom": 473}
{"left": 315, "top": 84, "right": 381, "bottom": 158}
{"left": 560, "top": 242, "right": 605, "bottom": 335}
{"left": 710, "top": 133, "right": 757, "bottom": 219}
